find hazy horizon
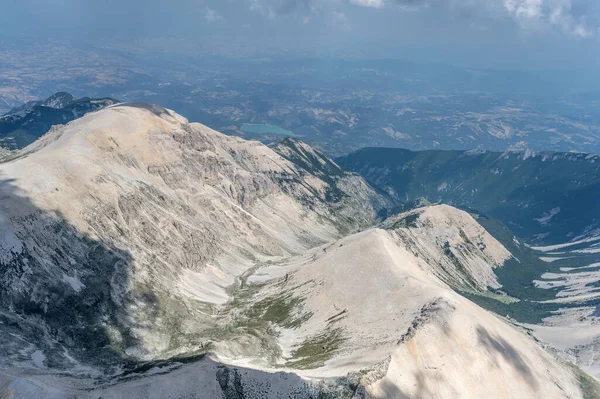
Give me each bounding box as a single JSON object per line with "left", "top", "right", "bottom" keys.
{"left": 1, "top": 0, "right": 600, "bottom": 71}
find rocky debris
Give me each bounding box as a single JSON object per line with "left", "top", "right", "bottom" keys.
{"left": 397, "top": 298, "right": 453, "bottom": 345}
{"left": 216, "top": 366, "right": 245, "bottom": 399}
{"left": 0, "top": 147, "right": 13, "bottom": 161}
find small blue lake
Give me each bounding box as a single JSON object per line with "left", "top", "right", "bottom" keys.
{"left": 241, "top": 123, "right": 298, "bottom": 137}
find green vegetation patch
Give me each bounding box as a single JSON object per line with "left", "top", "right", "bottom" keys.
{"left": 462, "top": 288, "right": 520, "bottom": 304}
{"left": 387, "top": 212, "right": 420, "bottom": 229}
{"left": 458, "top": 290, "right": 558, "bottom": 324}
{"left": 473, "top": 212, "right": 561, "bottom": 301}
{"left": 201, "top": 279, "right": 316, "bottom": 364}
{"left": 247, "top": 293, "right": 313, "bottom": 329}
{"left": 286, "top": 328, "right": 347, "bottom": 369}
{"left": 570, "top": 364, "right": 600, "bottom": 399}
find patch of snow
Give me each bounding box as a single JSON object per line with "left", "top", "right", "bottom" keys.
{"left": 531, "top": 235, "right": 600, "bottom": 252}
{"left": 535, "top": 207, "right": 561, "bottom": 226}
{"left": 465, "top": 148, "right": 487, "bottom": 155}
{"left": 31, "top": 351, "right": 46, "bottom": 368}
{"left": 539, "top": 256, "right": 570, "bottom": 263}
{"left": 560, "top": 262, "right": 600, "bottom": 272}
{"left": 573, "top": 247, "right": 600, "bottom": 254}
{"left": 521, "top": 149, "right": 536, "bottom": 160}
{"left": 62, "top": 274, "right": 85, "bottom": 293}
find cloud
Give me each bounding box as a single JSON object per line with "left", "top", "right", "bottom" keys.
{"left": 504, "top": 0, "right": 591, "bottom": 36}
{"left": 504, "top": 0, "right": 542, "bottom": 18}
{"left": 247, "top": 0, "right": 594, "bottom": 36}
{"left": 348, "top": 0, "right": 384, "bottom": 7}
{"left": 331, "top": 11, "right": 353, "bottom": 30}
{"left": 205, "top": 7, "right": 222, "bottom": 23}
{"left": 249, "top": 0, "right": 318, "bottom": 18}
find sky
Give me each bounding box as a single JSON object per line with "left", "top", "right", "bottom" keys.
{"left": 1, "top": 0, "right": 600, "bottom": 69}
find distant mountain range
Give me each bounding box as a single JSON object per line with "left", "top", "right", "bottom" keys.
{"left": 4, "top": 40, "right": 600, "bottom": 156}
{"left": 0, "top": 92, "right": 118, "bottom": 149}
{"left": 337, "top": 147, "right": 600, "bottom": 245}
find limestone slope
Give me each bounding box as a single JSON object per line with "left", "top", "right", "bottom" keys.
{"left": 0, "top": 103, "right": 390, "bottom": 372}
{"left": 0, "top": 224, "right": 587, "bottom": 399}
{"left": 382, "top": 205, "right": 512, "bottom": 291}
{"left": 225, "top": 220, "right": 583, "bottom": 399}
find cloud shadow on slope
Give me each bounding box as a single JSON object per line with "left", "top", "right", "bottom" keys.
{"left": 476, "top": 325, "right": 539, "bottom": 391}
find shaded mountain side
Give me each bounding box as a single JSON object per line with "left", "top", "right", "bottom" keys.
{"left": 0, "top": 356, "right": 368, "bottom": 399}
{"left": 459, "top": 207, "right": 556, "bottom": 297}
{"left": 0, "top": 176, "right": 139, "bottom": 373}
{"left": 337, "top": 147, "right": 600, "bottom": 244}
{"left": 0, "top": 92, "right": 118, "bottom": 149}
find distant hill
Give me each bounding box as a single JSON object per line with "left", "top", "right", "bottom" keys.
{"left": 0, "top": 92, "right": 118, "bottom": 149}
{"left": 337, "top": 147, "right": 600, "bottom": 244}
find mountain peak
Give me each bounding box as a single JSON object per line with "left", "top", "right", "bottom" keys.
{"left": 0, "top": 93, "right": 119, "bottom": 150}
{"left": 270, "top": 136, "right": 345, "bottom": 180}
{"left": 40, "top": 92, "right": 76, "bottom": 109}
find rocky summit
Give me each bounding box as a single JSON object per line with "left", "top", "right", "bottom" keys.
{"left": 0, "top": 103, "right": 597, "bottom": 398}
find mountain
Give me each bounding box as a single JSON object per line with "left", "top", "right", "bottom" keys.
{"left": 337, "top": 147, "right": 600, "bottom": 382}
{"left": 0, "top": 92, "right": 119, "bottom": 149}
{"left": 337, "top": 147, "right": 600, "bottom": 245}
{"left": 0, "top": 103, "right": 596, "bottom": 398}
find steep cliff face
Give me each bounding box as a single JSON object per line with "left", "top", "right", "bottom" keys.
{"left": 382, "top": 205, "right": 512, "bottom": 291}
{"left": 269, "top": 137, "right": 394, "bottom": 230}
